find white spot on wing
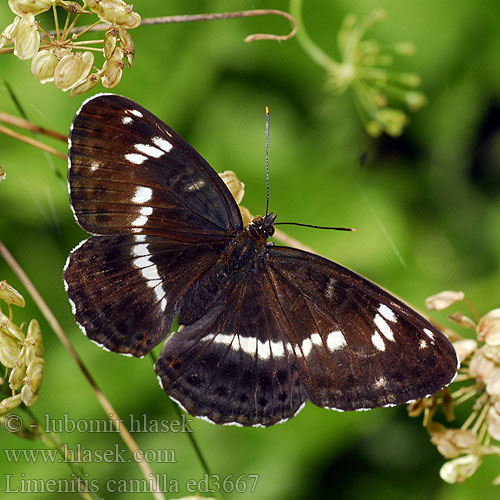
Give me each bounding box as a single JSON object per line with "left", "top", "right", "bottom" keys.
{"left": 419, "top": 339, "right": 428, "bottom": 349}
{"left": 203, "top": 333, "right": 286, "bottom": 360}
{"left": 132, "top": 243, "right": 149, "bottom": 257}
{"left": 186, "top": 180, "right": 206, "bottom": 192}
{"left": 90, "top": 160, "right": 100, "bottom": 172}
{"left": 68, "top": 297, "right": 77, "bottom": 315}
{"left": 271, "top": 341, "right": 286, "bottom": 358}
{"left": 239, "top": 336, "right": 257, "bottom": 355}
{"left": 131, "top": 206, "right": 152, "bottom": 227}
{"left": 125, "top": 153, "right": 148, "bottom": 165}
{"left": 134, "top": 143, "right": 164, "bottom": 158}
{"left": 311, "top": 333, "right": 322, "bottom": 346}
{"left": 131, "top": 216, "right": 148, "bottom": 227}
{"left": 132, "top": 186, "right": 153, "bottom": 204}
{"left": 324, "top": 277, "right": 336, "bottom": 299}
{"left": 374, "top": 376, "right": 387, "bottom": 389}
{"left": 424, "top": 328, "right": 435, "bottom": 341}
{"left": 378, "top": 304, "right": 397, "bottom": 323}
{"left": 133, "top": 256, "right": 153, "bottom": 268}
{"left": 326, "top": 330, "right": 347, "bottom": 351}
{"left": 152, "top": 136, "right": 173, "bottom": 153}
{"left": 122, "top": 116, "right": 133, "bottom": 125}
{"left": 301, "top": 338, "right": 313, "bottom": 357}
{"left": 371, "top": 331, "right": 385, "bottom": 351}
{"left": 374, "top": 314, "right": 395, "bottom": 341}
{"left": 129, "top": 108, "right": 143, "bottom": 118}
{"left": 141, "top": 266, "right": 160, "bottom": 281}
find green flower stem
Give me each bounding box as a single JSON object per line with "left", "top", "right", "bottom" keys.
{"left": 289, "top": 0, "right": 339, "bottom": 72}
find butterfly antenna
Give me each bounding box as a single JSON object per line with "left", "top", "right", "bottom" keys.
{"left": 265, "top": 106, "right": 270, "bottom": 216}
{"left": 274, "top": 221, "right": 356, "bottom": 232}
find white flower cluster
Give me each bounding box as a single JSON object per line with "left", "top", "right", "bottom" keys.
{"left": 412, "top": 291, "right": 500, "bottom": 485}
{"left": 0, "top": 0, "right": 140, "bottom": 96}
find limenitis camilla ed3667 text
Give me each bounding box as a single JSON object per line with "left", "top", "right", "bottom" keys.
{"left": 64, "top": 94, "right": 458, "bottom": 427}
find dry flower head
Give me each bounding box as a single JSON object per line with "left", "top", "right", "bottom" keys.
{"left": 409, "top": 290, "right": 500, "bottom": 485}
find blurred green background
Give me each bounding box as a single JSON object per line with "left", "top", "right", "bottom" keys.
{"left": 1, "top": 0, "right": 500, "bottom": 498}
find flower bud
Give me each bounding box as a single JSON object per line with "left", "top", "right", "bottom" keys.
{"left": 0, "top": 311, "right": 25, "bottom": 342}
{"left": 31, "top": 49, "right": 58, "bottom": 83}
{"left": 21, "top": 357, "right": 44, "bottom": 405}
{"left": 219, "top": 170, "right": 245, "bottom": 204}
{"left": 0, "top": 393, "right": 22, "bottom": 417}
{"left": 425, "top": 291, "right": 465, "bottom": 311}
{"left": 85, "top": 0, "right": 141, "bottom": 28}
{"left": 377, "top": 108, "right": 408, "bottom": 137}
{"left": 0, "top": 165, "right": 6, "bottom": 183}
{"left": 54, "top": 51, "right": 94, "bottom": 90}
{"left": 0, "top": 281, "right": 25, "bottom": 308}
{"left": 239, "top": 206, "right": 253, "bottom": 228}
{"left": 8, "top": 0, "right": 53, "bottom": 16}
{"left": 56, "top": 0, "right": 88, "bottom": 14}
{"left": 0, "top": 331, "right": 21, "bottom": 368}
{"left": 440, "top": 454, "right": 481, "bottom": 484}
{"left": 70, "top": 72, "right": 100, "bottom": 97}
{"left": 104, "top": 29, "right": 118, "bottom": 60}
{"left": 488, "top": 401, "right": 500, "bottom": 441}
{"left": 452, "top": 339, "right": 478, "bottom": 362}
{"left": 26, "top": 319, "right": 43, "bottom": 362}
{"left": 405, "top": 91, "right": 427, "bottom": 111}
{"left": 448, "top": 312, "right": 476, "bottom": 330}
{"left": 118, "top": 27, "right": 134, "bottom": 66}
{"left": 477, "top": 309, "right": 500, "bottom": 346}
{"left": 469, "top": 348, "right": 500, "bottom": 396}
{"left": 101, "top": 46, "right": 124, "bottom": 88}
{"left": 0, "top": 17, "right": 20, "bottom": 49}
{"left": 13, "top": 13, "right": 40, "bottom": 60}
{"left": 9, "top": 346, "right": 26, "bottom": 391}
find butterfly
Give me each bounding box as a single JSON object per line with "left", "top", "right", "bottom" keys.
{"left": 64, "top": 94, "right": 459, "bottom": 427}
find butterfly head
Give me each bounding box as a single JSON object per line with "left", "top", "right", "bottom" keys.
{"left": 248, "top": 212, "right": 276, "bottom": 240}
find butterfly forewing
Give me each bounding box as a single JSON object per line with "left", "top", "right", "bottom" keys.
{"left": 264, "top": 246, "right": 459, "bottom": 411}
{"left": 68, "top": 94, "right": 242, "bottom": 242}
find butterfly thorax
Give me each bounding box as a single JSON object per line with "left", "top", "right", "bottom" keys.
{"left": 220, "top": 213, "right": 276, "bottom": 273}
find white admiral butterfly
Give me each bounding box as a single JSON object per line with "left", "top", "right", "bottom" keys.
{"left": 64, "top": 94, "right": 458, "bottom": 427}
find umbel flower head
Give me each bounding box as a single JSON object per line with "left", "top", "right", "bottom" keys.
{"left": 0, "top": 0, "right": 140, "bottom": 96}
{"left": 0, "top": 281, "right": 44, "bottom": 422}
{"left": 325, "top": 8, "right": 427, "bottom": 137}
{"left": 409, "top": 291, "right": 500, "bottom": 485}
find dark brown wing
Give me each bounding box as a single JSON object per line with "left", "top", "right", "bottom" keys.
{"left": 68, "top": 94, "right": 242, "bottom": 243}
{"left": 155, "top": 264, "right": 307, "bottom": 427}
{"left": 155, "top": 244, "right": 458, "bottom": 426}
{"left": 264, "top": 246, "right": 459, "bottom": 411}
{"left": 64, "top": 235, "right": 220, "bottom": 357}
{"left": 65, "top": 94, "right": 245, "bottom": 357}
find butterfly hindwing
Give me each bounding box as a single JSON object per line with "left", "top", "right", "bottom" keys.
{"left": 155, "top": 262, "right": 307, "bottom": 427}
{"left": 64, "top": 235, "right": 221, "bottom": 356}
